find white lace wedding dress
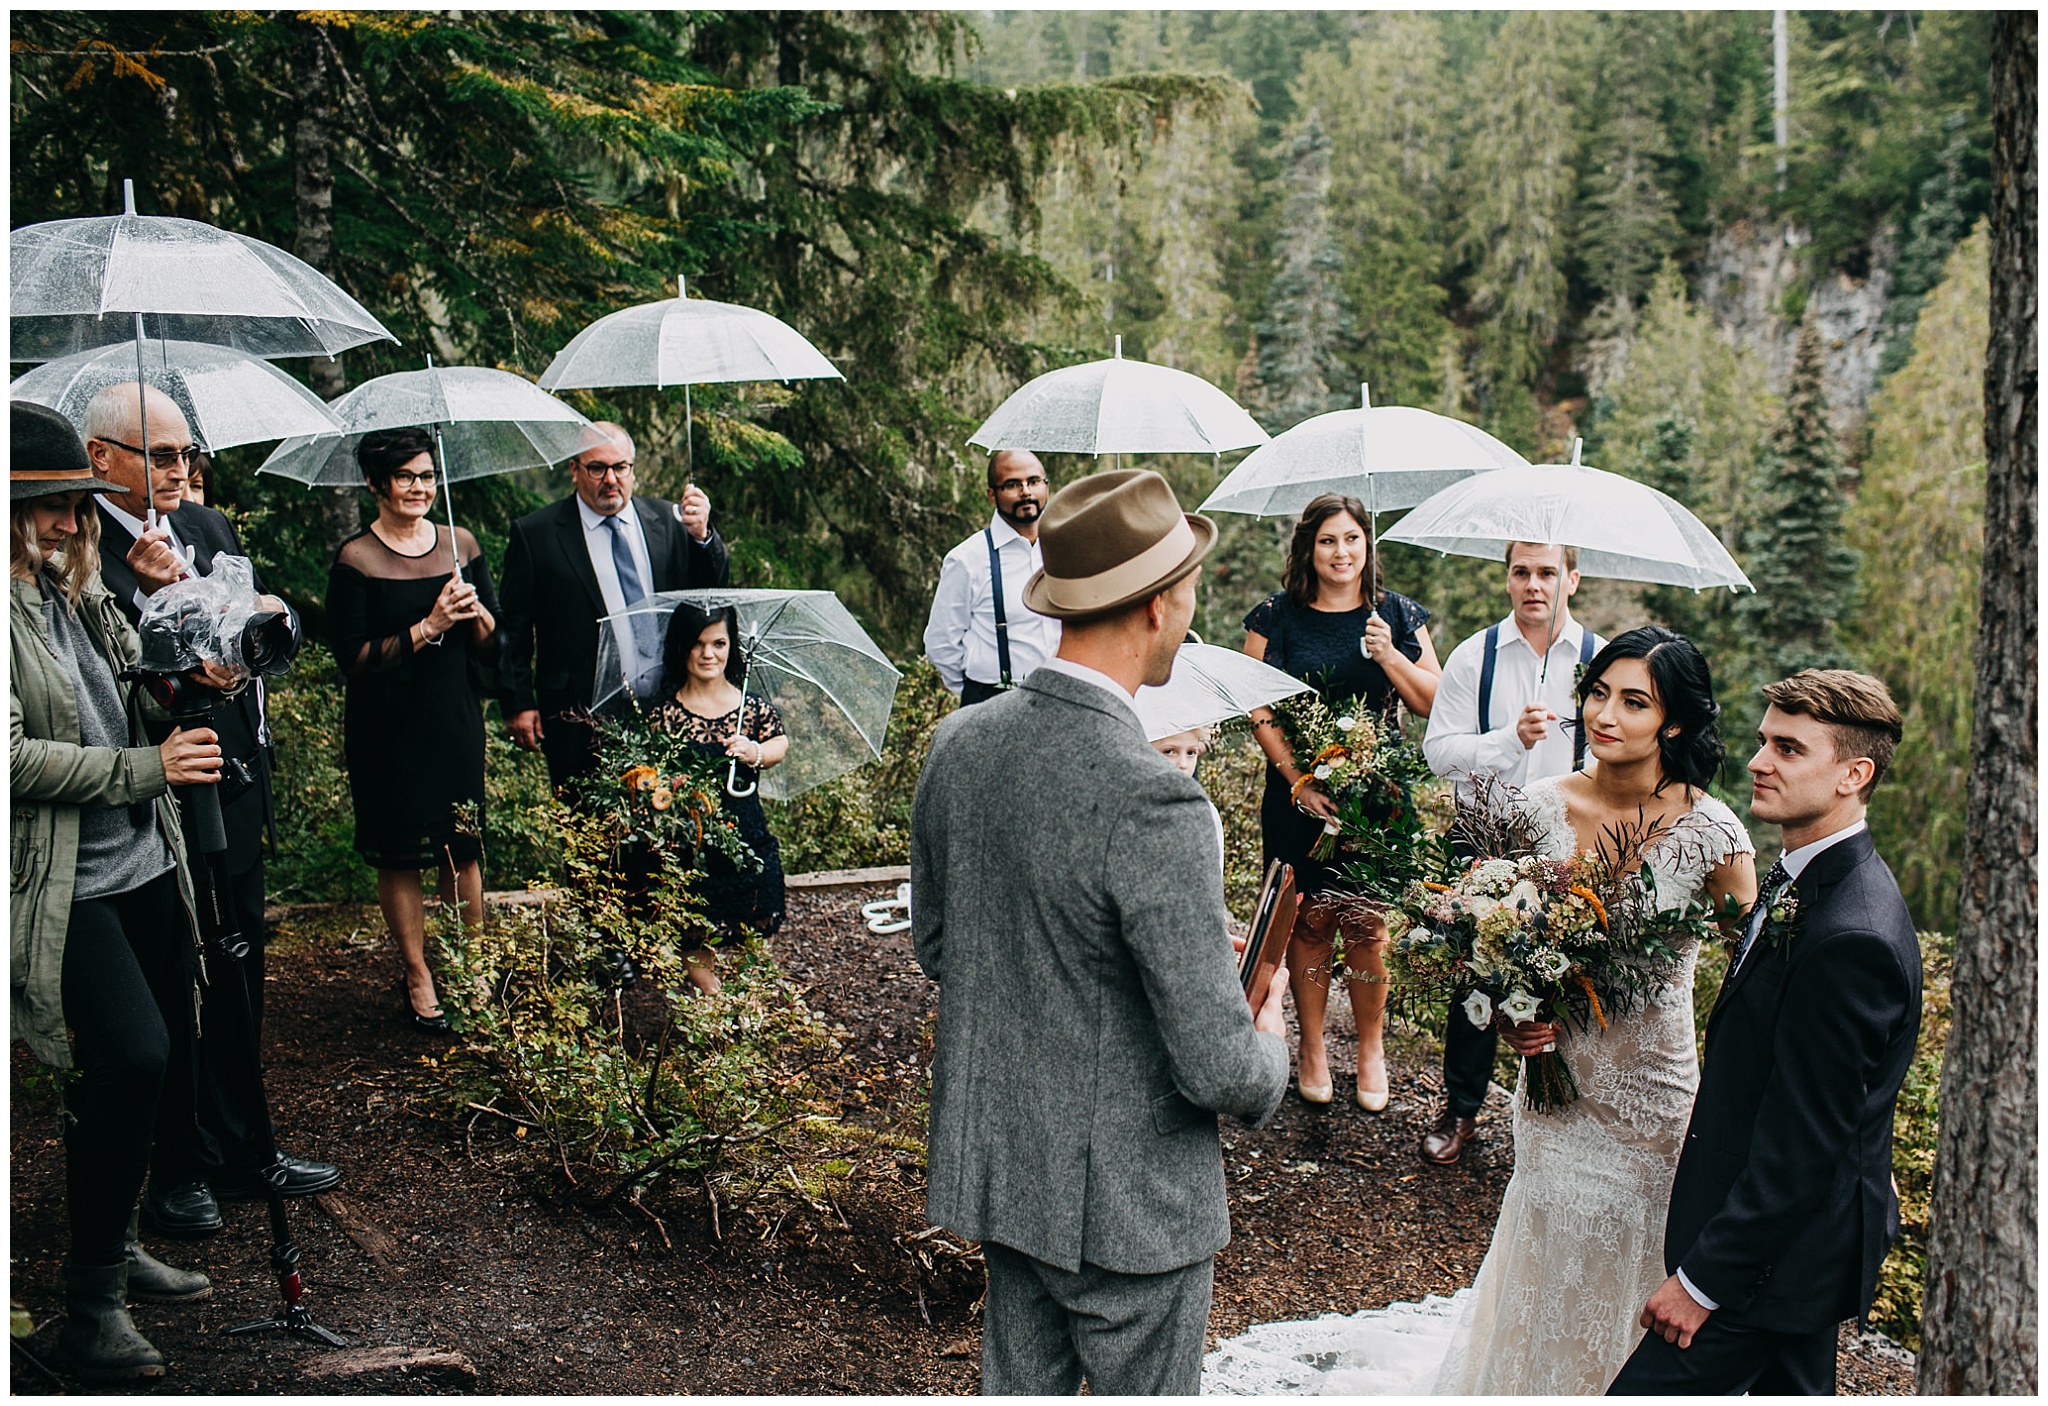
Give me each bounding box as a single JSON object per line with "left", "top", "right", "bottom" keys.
{"left": 1206, "top": 779, "right": 1751, "bottom": 1396}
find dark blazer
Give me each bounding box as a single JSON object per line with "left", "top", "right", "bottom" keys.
{"left": 910, "top": 666, "right": 1289, "bottom": 1276}
{"left": 95, "top": 499, "right": 296, "bottom": 875}
{"left": 496, "top": 493, "right": 729, "bottom": 725}
{"left": 1666, "top": 827, "right": 1921, "bottom": 1331}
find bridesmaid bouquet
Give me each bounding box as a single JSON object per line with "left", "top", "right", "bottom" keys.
{"left": 1278, "top": 693, "right": 1429, "bottom": 863}
{"left": 571, "top": 708, "right": 758, "bottom": 870}
{"left": 1381, "top": 796, "right": 1731, "bottom": 1112}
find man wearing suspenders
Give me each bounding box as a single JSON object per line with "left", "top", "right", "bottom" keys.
{"left": 923, "top": 450, "right": 1062, "bottom": 706}
{"left": 1418, "top": 542, "right": 1603, "bottom": 1165}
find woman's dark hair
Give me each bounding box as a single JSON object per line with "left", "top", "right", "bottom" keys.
{"left": 1577, "top": 625, "right": 1725, "bottom": 793}
{"left": 1283, "top": 493, "right": 1381, "bottom": 607}
{"left": 660, "top": 602, "right": 745, "bottom": 696}
{"left": 355, "top": 426, "right": 437, "bottom": 495}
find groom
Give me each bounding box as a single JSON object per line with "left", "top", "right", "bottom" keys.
{"left": 1611, "top": 670, "right": 1919, "bottom": 1395}
{"left": 912, "top": 470, "right": 1291, "bottom": 1395}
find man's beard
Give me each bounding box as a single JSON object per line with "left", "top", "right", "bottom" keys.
{"left": 999, "top": 499, "right": 1042, "bottom": 529}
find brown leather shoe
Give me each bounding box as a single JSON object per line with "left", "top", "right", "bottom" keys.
{"left": 1420, "top": 1108, "right": 1478, "bottom": 1165}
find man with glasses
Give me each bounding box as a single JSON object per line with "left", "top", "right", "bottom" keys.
{"left": 81, "top": 382, "right": 338, "bottom": 1239}
{"left": 923, "top": 449, "right": 1061, "bottom": 706}
{"left": 499, "top": 421, "right": 730, "bottom": 787}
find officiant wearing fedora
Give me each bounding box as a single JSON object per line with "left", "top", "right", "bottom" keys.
{"left": 911, "top": 469, "right": 1292, "bottom": 1395}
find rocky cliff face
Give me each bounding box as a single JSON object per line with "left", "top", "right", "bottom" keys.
{"left": 1696, "top": 219, "right": 1895, "bottom": 431}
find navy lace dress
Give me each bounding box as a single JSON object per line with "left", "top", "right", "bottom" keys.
{"left": 1244, "top": 589, "right": 1430, "bottom": 895}
{"left": 649, "top": 694, "right": 787, "bottom": 938}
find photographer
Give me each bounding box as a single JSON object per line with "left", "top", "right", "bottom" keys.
{"left": 82, "top": 382, "right": 340, "bottom": 1235}
{"left": 10, "top": 401, "right": 217, "bottom": 1380}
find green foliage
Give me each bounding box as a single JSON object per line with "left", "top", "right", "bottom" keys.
{"left": 1871, "top": 931, "right": 1952, "bottom": 1349}
{"left": 1252, "top": 113, "right": 1354, "bottom": 427}
{"left": 1848, "top": 227, "right": 1988, "bottom": 933}
{"left": 432, "top": 803, "right": 838, "bottom": 1198}
{"left": 1737, "top": 314, "right": 1863, "bottom": 679}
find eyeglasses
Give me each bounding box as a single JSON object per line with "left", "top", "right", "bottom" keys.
{"left": 994, "top": 475, "right": 1047, "bottom": 494}
{"left": 387, "top": 469, "right": 438, "bottom": 489}
{"left": 577, "top": 460, "right": 634, "bottom": 481}
{"left": 98, "top": 438, "right": 202, "bottom": 471}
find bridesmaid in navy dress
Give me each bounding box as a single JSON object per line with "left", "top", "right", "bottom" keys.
{"left": 1243, "top": 493, "right": 1440, "bottom": 1112}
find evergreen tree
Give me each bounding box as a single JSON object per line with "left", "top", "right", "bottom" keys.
{"left": 1878, "top": 114, "right": 1974, "bottom": 377}
{"left": 1737, "top": 313, "right": 1862, "bottom": 678}
{"left": 1251, "top": 114, "right": 1354, "bottom": 430}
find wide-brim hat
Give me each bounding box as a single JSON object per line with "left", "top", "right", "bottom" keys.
{"left": 11, "top": 400, "right": 123, "bottom": 500}
{"left": 1022, "top": 469, "right": 1217, "bottom": 620}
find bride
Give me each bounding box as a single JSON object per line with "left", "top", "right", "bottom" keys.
{"left": 1207, "top": 627, "right": 1758, "bottom": 1396}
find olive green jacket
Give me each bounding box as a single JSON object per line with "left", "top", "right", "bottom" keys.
{"left": 10, "top": 571, "right": 202, "bottom": 1069}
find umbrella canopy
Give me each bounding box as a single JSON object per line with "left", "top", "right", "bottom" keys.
{"left": 10, "top": 339, "right": 342, "bottom": 451}
{"left": 9, "top": 192, "right": 396, "bottom": 363}
{"left": 256, "top": 366, "right": 607, "bottom": 486}
{"left": 1134, "top": 642, "right": 1313, "bottom": 743}
{"left": 1383, "top": 444, "right": 1752, "bottom": 592}
{"left": 595, "top": 588, "right": 902, "bottom": 803}
{"left": 537, "top": 278, "right": 843, "bottom": 391}
{"left": 1200, "top": 387, "right": 1527, "bottom": 519}
{"left": 968, "top": 336, "right": 1269, "bottom": 457}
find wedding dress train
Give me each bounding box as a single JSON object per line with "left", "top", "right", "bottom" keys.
{"left": 1205, "top": 780, "right": 1751, "bottom": 1396}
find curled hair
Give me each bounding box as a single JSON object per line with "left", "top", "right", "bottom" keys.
{"left": 10, "top": 494, "right": 102, "bottom": 606}
{"left": 660, "top": 601, "right": 745, "bottom": 697}
{"left": 1761, "top": 669, "right": 1902, "bottom": 800}
{"left": 1283, "top": 493, "right": 1379, "bottom": 607}
{"left": 1577, "top": 625, "right": 1725, "bottom": 794}
{"left": 355, "top": 426, "right": 437, "bottom": 495}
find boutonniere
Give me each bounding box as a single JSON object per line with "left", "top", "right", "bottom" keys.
{"left": 1758, "top": 887, "right": 1803, "bottom": 949}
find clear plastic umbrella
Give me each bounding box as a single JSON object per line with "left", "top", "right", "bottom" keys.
{"left": 968, "top": 335, "right": 1270, "bottom": 458}
{"left": 258, "top": 363, "right": 608, "bottom": 581}
{"left": 1134, "top": 642, "right": 1313, "bottom": 743}
{"left": 537, "top": 276, "right": 842, "bottom": 475}
{"left": 593, "top": 587, "right": 901, "bottom": 803}
{"left": 1200, "top": 385, "right": 1527, "bottom": 519}
{"left": 10, "top": 339, "right": 343, "bottom": 450}
{"left": 9, "top": 179, "right": 396, "bottom": 524}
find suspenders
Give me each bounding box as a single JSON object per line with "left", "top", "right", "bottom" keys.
{"left": 983, "top": 528, "right": 1013, "bottom": 689}
{"left": 1478, "top": 623, "right": 1600, "bottom": 772}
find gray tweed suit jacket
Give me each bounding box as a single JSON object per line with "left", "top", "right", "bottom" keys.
{"left": 911, "top": 665, "right": 1289, "bottom": 1276}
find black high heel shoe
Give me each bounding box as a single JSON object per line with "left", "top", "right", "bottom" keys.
{"left": 397, "top": 980, "right": 450, "bottom": 1034}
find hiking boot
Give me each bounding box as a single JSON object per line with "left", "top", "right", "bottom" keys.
{"left": 124, "top": 1208, "right": 211, "bottom": 1304}
{"left": 55, "top": 1260, "right": 165, "bottom": 1382}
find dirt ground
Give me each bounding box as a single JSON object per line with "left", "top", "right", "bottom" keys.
{"left": 10, "top": 885, "right": 1914, "bottom": 1395}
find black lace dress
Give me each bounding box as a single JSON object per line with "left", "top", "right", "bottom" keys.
{"left": 1244, "top": 589, "right": 1431, "bottom": 895}
{"left": 648, "top": 693, "right": 787, "bottom": 938}
{"left": 327, "top": 525, "right": 499, "bottom": 869}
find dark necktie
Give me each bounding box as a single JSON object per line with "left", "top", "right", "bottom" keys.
{"left": 1732, "top": 856, "right": 1792, "bottom": 975}
{"left": 604, "top": 515, "right": 660, "bottom": 659}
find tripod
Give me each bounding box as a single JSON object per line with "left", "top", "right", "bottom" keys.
{"left": 154, "top": 685, "right": 347, "bottom": 1349}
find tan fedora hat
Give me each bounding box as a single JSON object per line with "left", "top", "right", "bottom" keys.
{"left": 1022, "top": 469, "right": 1217, "bottom": 620}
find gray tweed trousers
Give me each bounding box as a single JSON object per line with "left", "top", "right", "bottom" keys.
{"left": 979, "top": 1241, "right": 1213, "bottom": 1396}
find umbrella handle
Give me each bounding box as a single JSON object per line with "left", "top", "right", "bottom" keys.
{"left": 725, "top": 755, "right": 757, "bottom": 799}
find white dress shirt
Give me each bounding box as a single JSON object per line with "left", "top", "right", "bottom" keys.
{"left": 922, "top": 515, "right": 1060, "bottom": 694}
{"left": 1424, "top": 613, "right": 1601, "bottom": 794}
{"left": 1676, "top": 816, "right": 1869, "bottom": 1312}
{"left": 579, "top": 496, "right": 662, "bottom": 698}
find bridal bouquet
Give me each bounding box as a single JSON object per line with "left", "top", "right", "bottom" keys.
{"left": 1381, "top": 793, "right": 1733, "bottom": 1112}
{"left": 570, "top": 708, "right": 758, "bottom": 871}
{"left": 1278, "top": 693, "right": 1429, "bottom": 863}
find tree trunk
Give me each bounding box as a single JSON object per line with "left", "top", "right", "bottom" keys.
{"left": 291, "top": 18, "right": 359, "bottom": 565}
{"left": 1918, "top": 12, "right": 2036, "bottom": 1395}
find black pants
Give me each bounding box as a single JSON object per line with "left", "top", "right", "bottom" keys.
{"left": 188, "top": 858, "right": 276, "bottom": 1177}
{"left": 60, "top": 870, "right": 198, "bottom": 1266}
{"left": 1608, "top": 1315, "right": 1838, "bottom": 1394}
{"left": 1442, "top": 994, "right": 1499, "bottom": 1118}
{"left": 959, "top": 678, "right": 1008, "bottom": 707}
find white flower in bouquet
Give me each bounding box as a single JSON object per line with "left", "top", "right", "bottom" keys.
{"left": 1336, "top": 716, "right": 1356, "bottom": 733}
{"left": 1504, "top": 879, "right": 1546, "bottom": 914}
{"left": 1500, "top": 989, "right": 1542, "bottom": 1024}
{"left": 1471, "top": 858, "right": 1519, "bottom": 892}
{"left": 1531, "top": 948, "right": 1571, "bottom": 981}
{"left": 1461, "top": 895, "right": 1501, "bottom": 923}
{"left": 1314, "top": 763, "right": 1334, "bottom": 780}
{"left": 1462, "top": 989, "right": 1494, "bottom": 1030}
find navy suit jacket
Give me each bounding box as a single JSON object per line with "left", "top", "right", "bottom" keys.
{"left": 1666, "top": 828, "right": 1921, "bottom": 1331}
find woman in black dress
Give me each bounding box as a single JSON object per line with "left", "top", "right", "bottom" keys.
{"left": 649, "top": 601, "right": 788, "bottom": 994}
{"left": 1243, "top": 493, "right": 1441, "bottom": 1112}
{"left": 326, "top": 427, "right": 499, "bottom": 1032}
